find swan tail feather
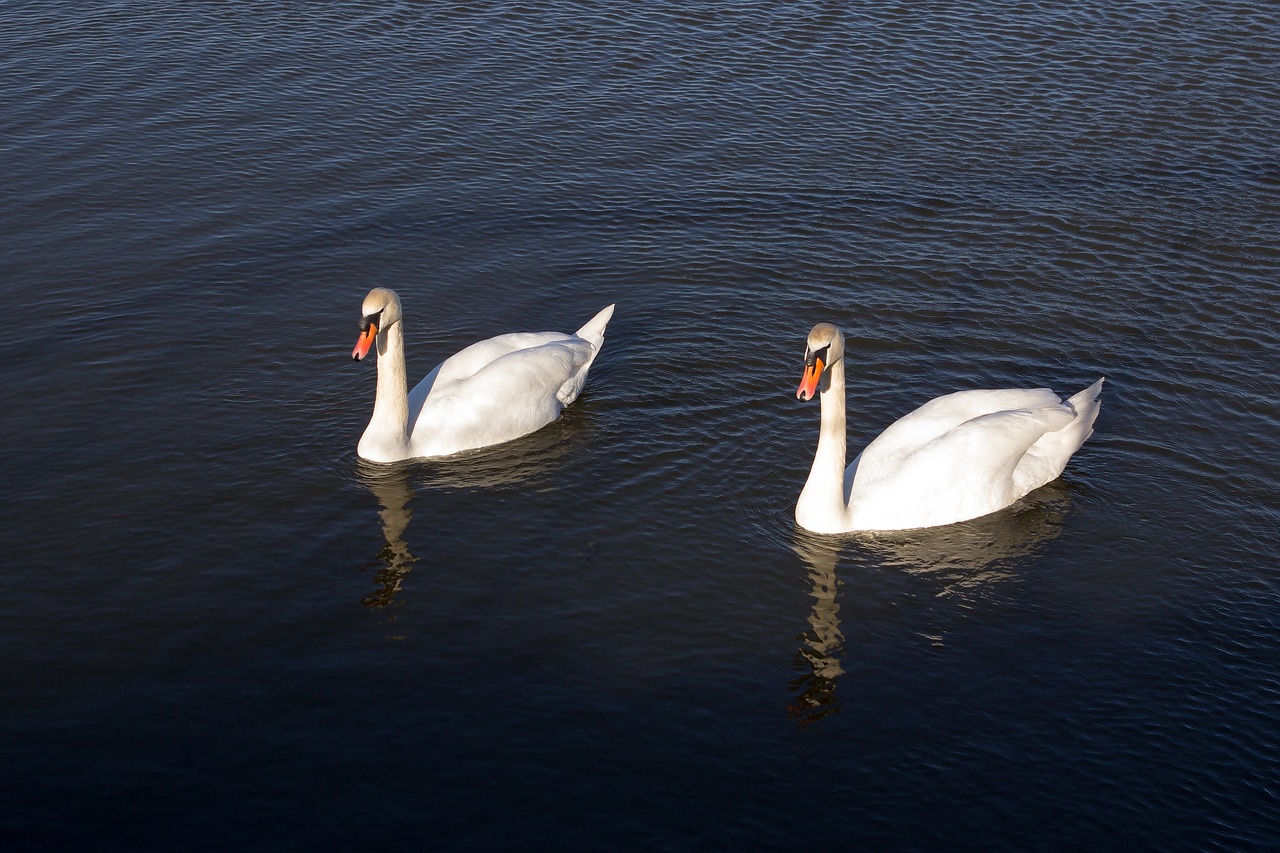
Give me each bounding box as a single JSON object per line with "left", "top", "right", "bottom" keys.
{"left": 575, "top": 303, "right": 615, "bottom": 348}
{"left": 1013, "top": 378, "right": 1105, "bottom": 494}
{"left": 556, "top": 304, "right": 615, "bottom": 406}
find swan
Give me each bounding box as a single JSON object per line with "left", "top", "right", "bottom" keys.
{"left": 351, "top": 287, "right": 614, "bottom": 462}
{"left": 795, "top": 323, "right": 1103, "bottom": 533}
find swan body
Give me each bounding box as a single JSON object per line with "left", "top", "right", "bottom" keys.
{"left": 352, "top": 288, "right": 614, "bottom": 462}
{"left": 795, "top": 323, "right": 1103, "bottom": 533}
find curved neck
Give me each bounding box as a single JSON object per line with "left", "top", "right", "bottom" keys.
{"left": 797, "top": 358, "right": 852, "bottom": 532}
{"left": 814, "top": 357, "right": 848, "bottom": 484}
{"left": 361, "top": 322, "right": 410, "bottom": 459}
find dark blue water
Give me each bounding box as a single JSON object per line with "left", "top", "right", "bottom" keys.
{"left": 3, "top": 1, "right": 1278, "bottom": 849}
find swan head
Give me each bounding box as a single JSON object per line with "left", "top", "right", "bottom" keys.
{"left": 352, "top": 287, "right": 403, "bottom": 361}
{"left": 796, "top": 323, "right": 844, "bottom": 401}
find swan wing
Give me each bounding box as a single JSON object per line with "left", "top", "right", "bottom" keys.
{"left": 852, "top": 399, "right": 1076, "bottom": 529}
{"left": 406, "top": 331, "right": 579, "bottom": 413}
{"left": 461, "top": 336, "right": 594, "bottom": 406}
{"left": 408, "top": 336, "right": 594, "bottom": 456}
{"left": 431, "top": 332, "right": 580, "bottom": 387}
{"left": 858, "top": 387, "right": 1063, "bottom": 464}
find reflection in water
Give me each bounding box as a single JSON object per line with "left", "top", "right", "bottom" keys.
{"left": 356, "top": 462, "right": 419, "bottom": 609}
{"left": 352, "top": 410, "right": 588, "bottom": 608}
{"left": 413, "top": 408, "right": 586, "bottom": 491}
{"left": 856, "top": 479, "right": 1073, "bottom": 596}
{"left": 786, "top": 481, "right": 1075, "bottom": 727}
{"left": 789, "top": 532, "right": 846, "bottom": 728}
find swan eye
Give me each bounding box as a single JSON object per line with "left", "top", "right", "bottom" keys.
{"left": 805, "top": 344, "right": 830, "bottom": 368}
{"left": 360, "top": 310, "right": 383, "bottom": 333}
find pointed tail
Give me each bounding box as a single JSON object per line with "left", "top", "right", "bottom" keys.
{"left": 575, "top": 303, "right": 615, "bottom": 348}
{"left": 556, "top": 304, "right": 615, "bottom": 406}
{"left": 1065, "top": 377, "right": 1105, "bottom": 446}
{"left": 1013, "top": 378, "right": 1105, "bottom": 494}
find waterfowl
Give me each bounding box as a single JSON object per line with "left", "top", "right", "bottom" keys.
{"left": 352, "top": 287, "right": 613, "bottom": 462}
{"left": 795, "top": 322, "right": 1103, "bottom": 533}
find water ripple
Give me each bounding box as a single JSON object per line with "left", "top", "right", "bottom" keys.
{"left": 3, "top": 0, "right": 1279, "bottom": 848}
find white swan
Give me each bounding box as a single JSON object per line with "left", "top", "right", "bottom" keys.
{"left": 795, "top": 323, "right": 1103, "bottom": 533}
{"left": 352, "top": 288, "right": 614, "bottom": 462}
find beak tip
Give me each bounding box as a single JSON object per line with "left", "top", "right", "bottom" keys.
{"left": 796, "top": 356, "right": 824, "bottom": 402}
{"left": 352, "top": 325, "right": 378, "bottom": 361}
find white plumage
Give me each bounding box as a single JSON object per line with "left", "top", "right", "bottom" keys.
{"left": 352, "top": 287, "right": 613, "bottom": 462}
{"left": 795, "top": 322, "right": 1103, "bottom": 533}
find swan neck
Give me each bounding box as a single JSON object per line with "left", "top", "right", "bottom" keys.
{"left": 796, "top": 357, "right": 852, "bottom": 532}
{"left": 815, "top": 358, "right": 847, "bottom": 477}
{"left": 370, "top": 322, "right": 410, "bottom": 442}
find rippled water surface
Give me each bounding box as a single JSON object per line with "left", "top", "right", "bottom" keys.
{"left": 3, "top": 1, "right": 1278, "bottom": 849}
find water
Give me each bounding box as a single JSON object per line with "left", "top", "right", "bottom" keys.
{"left": 3, "top": 1, "right": 1278, "bottom": 849}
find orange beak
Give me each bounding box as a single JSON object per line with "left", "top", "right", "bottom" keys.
{"left": 797, "top": 356, "right": 824, "bottom": 401}
{"left": 352, "top": 321, "right": 378, "bottom": 361}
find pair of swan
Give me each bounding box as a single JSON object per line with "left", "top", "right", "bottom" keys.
{"left": 351, "top": 289, "right": 1103, "bottom": 533}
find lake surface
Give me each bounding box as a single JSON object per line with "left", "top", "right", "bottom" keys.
{"left": 3, "top": 1, "right": 1278, "bottom": 849}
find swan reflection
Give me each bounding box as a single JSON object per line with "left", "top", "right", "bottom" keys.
{"left": 353, "top": 413, "right": 587, "bottom": 607}
{"left": 355, "top": 461, "right": 419, "bottom": 609}
{"left": 855, "top": 478, "right": 1073, "bottom": 595}
{"left": 787, "top": 480, "right": 1074, "bottom": 726}
{"left": 789, "top": 531, "right": 846, "bottom": 728}
{"left": 411, "top": 409, "right": 585, "bottom": 491}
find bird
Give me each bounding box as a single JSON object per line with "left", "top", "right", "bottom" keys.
{"left": 794, "top": 322, "right": 1103, "bottom": 533}
{"left": 351, "top": 287, "right": 614, "bottom": 462}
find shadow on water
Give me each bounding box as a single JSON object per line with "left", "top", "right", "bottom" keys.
{"left": 352, "top": 412, "right": 588, "bottom": 608}
{"left": 786, "top": 479, "right": 1075, "bottom": 728}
